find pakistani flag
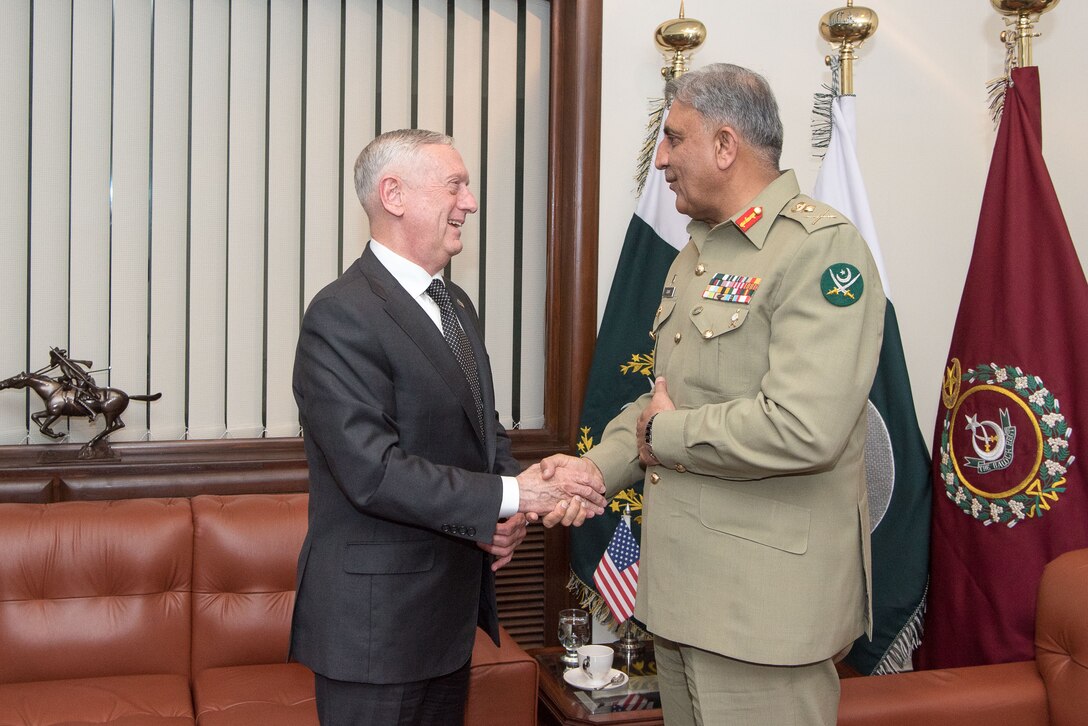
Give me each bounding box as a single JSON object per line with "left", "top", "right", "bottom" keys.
{"left": 568, "top": 112, "right": 688, "bottom": 627}
{"left": 812, "top": 93, "right": 931, "bottom": 674}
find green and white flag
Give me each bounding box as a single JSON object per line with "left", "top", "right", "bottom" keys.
{"left": 812, "top": 93, "right": 931, "bottom": 674}
{"left": 569, "top": 112, "right": 688, "bottom": 627}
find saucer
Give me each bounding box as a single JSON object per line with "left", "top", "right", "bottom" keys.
{"left": 563, "top": 667, "right": 628, "bottom": 691}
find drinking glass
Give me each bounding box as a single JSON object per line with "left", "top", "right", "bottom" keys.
{"left": 558, "top": 608, "right": 590, "bottom": 665}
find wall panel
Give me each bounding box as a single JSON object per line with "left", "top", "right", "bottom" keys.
{"left": 0, "top": 3, "right": 30, "bottom": 442}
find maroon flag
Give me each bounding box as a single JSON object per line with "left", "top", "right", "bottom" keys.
{"left": 915, "top": 66, "right": 1088, "bottom": 669}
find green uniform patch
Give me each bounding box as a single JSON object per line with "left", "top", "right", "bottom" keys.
{"left": 821, "top": 263, "right": 864, "bottom": 306}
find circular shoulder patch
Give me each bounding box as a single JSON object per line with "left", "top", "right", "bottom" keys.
{"left": 821, "top": 263, "right": 864, "bottom": 307}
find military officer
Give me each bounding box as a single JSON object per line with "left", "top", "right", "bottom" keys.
{"left": 544, "top": 63, "right": 885, "bottom": 725}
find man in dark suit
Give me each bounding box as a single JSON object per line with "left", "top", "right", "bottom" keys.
{"left": 291, "top": 128, "right": 606, "bottom": 725}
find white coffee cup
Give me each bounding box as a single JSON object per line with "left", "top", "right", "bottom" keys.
{"left": 577, "top": 644, "right": 614, "bottom": 686}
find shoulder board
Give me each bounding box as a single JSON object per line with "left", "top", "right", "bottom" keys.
{"left": 781, "top": 196, "right": 848, "bottom": 232}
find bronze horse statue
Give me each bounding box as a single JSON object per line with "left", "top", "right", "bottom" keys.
{"left": 0, "top": 372, "right": 162, "bottom": 455}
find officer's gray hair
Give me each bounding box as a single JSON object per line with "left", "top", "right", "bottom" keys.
{"left": 665, "top": 63, "right": 784, "bottom": 170}
{"left": 354, "top": 129, "right": 454, "bottom": 216}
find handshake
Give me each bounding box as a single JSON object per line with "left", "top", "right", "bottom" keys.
{"left": 481, "top": 454, "right": 606, "bottom": 571}
{"left": 516, "top": 454, "right": 607, "bottom": 529}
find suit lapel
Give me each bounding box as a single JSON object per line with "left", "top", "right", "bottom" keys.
{"left": 358, "top": 249, "right": 487, "bottom": 451}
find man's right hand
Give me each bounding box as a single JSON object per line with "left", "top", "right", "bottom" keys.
{"left": 516, "top": 462, "right": 606, "bottom": 519}
{"left": 536, "top": 454, "right": 608, "bottom": 528}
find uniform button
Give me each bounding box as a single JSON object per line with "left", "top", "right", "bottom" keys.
{"left": 695, "top": 264, "right": 706, "bottom": 276}
{"left": 674, "top": 464, "right": 687, "bottom": 473}
{"left": 649, "top": 472, "right": 660, "bottom": 485}
{"left": 703, "top": 329, "right": 713, "bottom": 339}
{"left": 467, "top": 527, "right": 476, "bottom": 536}
{"left": 656, "top": 306, "right": 662, "bottom": 316}
{"left": 441, "top": 525, "right": 450, "bottom": 533}
{"left": 649, "top": 330, "right": 656, "bottom": 341}
{"left": 674, "top": 332, "right": 682, "bottom": 343}
{"left": 692, "top": 305, "right": 703, "bottom": 315}
{"left": 458, "top": 525, "right": 467, "bottom": 535}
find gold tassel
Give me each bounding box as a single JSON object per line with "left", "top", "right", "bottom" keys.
{"left": 634, "top": 99, "right": 666, "bottom": 198}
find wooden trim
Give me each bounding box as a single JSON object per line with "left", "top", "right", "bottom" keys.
{"left": 536, "top": 0, "right": 602, "bottom": 645}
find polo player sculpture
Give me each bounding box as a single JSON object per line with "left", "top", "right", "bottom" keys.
{"left": 0, "top": 348, "right": 162, "bottom": 457}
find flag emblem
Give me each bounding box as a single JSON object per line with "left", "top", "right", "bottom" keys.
{"left": 962, "top": 409, "right": 1016, "bottom": 474}
{"left": 938, "top": 360, "right": 1073, "bottom": 527}
{"left": 593, "top": 516, "right": 640, "bottom": 623}
{"left": 821, "top": 263, "right": 864, "bottom": 306}
{"left": 702, "top": 273, "right": 761, "bottom": 303}
{"left": 611, "top": 692, "right": 654, "bottom": 712}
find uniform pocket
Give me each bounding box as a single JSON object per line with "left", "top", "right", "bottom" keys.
{"left": 699, "top": 485, "right": 810, "bottom": 554}
{"left": 687, "top": 304, "right": 761, "bottom": 397}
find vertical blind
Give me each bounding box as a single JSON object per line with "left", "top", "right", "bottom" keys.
{"left": 0, "top": 0, "right": 550, "bottom": 445}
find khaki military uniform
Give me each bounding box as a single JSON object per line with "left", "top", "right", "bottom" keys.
{"left": 585, "top": 170, "right": 884, "bottom": 668}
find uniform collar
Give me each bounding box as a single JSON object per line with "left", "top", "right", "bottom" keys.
{"left": 687, "top": 169, "right": 801, "bottom": 252}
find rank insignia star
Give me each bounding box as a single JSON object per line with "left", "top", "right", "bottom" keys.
{"left": 791, "top": 199, "right": 838, "bottom": 226}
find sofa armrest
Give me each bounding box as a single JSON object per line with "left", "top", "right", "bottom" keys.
{"left": 837, "top": 660, "right": 1048, "bottom": 726}
{"left": 1036, "top": 547, "right": 1088, "bottom": 726}
{"left": 465, "top": 626, "right": 538, "bottom": 726}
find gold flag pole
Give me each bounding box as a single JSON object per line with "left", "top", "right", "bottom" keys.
{"left": 635, "top": 4, "right": 707, "bottom": 195}
{"left": 819, "top": 1, "right": 878, "bottom": 95}
{"left": 654, "top": 1, "right": 707, "bottom": 80}
{"left": 991, "top": 0, "right": 1060, "bottom": 68}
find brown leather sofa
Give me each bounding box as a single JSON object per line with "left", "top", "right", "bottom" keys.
{"left": 838, "top": 546, "right": 1088, "bottom": 726}
{"left": 0, "top": 493, "right": 538, "bottom": 726}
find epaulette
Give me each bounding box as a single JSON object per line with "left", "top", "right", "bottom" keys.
{"left": 781, "top": 196, "right": 848, "bottom": 232}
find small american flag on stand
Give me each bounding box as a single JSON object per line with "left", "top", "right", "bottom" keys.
{"left": 592, "top": 509, "right": 640, "bottom": 622}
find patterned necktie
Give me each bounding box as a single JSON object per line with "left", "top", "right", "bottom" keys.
{"left": 425, "top": 278, "right": 485, "bottom": 435}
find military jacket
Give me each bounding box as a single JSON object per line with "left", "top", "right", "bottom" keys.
{"left": 585, "top": 170, "right": 885, "bottom": 666}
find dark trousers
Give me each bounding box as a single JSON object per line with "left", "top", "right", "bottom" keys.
{"left": 314, "top": 659, "right": 472, "bottom": 726}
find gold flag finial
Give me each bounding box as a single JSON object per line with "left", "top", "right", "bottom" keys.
{"left": 655, "top": 3, "right": 707, "bottom": 79}
{"left": 991, "top": 0, "right": 1060, "bottom": 68}
{"left": 819, "top": 1, "right": 878, "bottom": 95}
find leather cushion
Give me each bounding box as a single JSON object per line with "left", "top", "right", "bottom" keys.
{"left": 0, "top": 498, "right": 193, "bottom": 684}
{"left": 192, "top": 662, "right": 317, "bottom": 726}
{"left": 0, "top": 673, "right": 194, "bottom": 725}
{"left": 190, "top": 494, "right": 308, "bottom": 673}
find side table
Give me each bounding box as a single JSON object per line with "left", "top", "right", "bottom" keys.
{"left": 528, "top": 643, "right": 663, "bottom": 726}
